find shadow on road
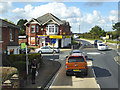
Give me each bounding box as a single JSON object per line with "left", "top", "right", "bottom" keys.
{"left": 93, "top": 66, "right": 111, "bottom": 77}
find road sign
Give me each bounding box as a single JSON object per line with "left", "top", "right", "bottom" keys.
{"left": 21, "top": 43, "right": 26, "bottom": 49}
{"left": 51, "top": 39, "right": 56, "bottom": 44}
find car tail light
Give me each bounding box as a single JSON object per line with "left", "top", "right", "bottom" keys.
{"left": 85, "top": 62, "right": 87, "bottom": 69}
{"left": 66, "top": 63, "right": 68, "bottom": 70}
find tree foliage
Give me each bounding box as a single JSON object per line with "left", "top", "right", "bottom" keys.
{"left": 17, "top": 19, "right": 28, "bottom": 36}
{"left": 112, "top": 22, "right": 120, "bottom": 37}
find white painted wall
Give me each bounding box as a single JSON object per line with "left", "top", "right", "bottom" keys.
{"left": 7, "top": 46, "right": 20, "bottom": 55}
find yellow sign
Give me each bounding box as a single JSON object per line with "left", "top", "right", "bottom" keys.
{"left": 106, "top": 35, "right": 109, "bottom": 39}
{"left": 66, "top": 35, "right": 70, "bottom": 38}
{"left": 49, "top": 35, "right": 62, "bottom": 39}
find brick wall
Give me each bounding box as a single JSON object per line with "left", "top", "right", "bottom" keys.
{"left": 2, "top": 27, "right": 19, "bottom": 51}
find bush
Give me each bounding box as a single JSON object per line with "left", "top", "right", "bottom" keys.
{"left": 5, "top": 53, "right": 42, "bottom": 72}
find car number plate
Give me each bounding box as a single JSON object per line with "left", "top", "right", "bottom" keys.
{"left": 73, "top": 69, "right": 80, "bottom": 71}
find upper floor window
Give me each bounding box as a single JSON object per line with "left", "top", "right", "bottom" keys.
{"left": 49, "top": 26, "right": 54, "bottom": 32}
{"left": 31, "top": 25, "right": 35, "bottom": 33}
{"left": 55, "top": 25, "right": 58, "bottom": 33}
{"left": 10, "top": 29, "right": 13, "bottom": 41}
{"left": 46, "top": 24, "right": 58, "bottom": 34}
{"left": 37, "top": 25, "right": 39, "bottom": 33}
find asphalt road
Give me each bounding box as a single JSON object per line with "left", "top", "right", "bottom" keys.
{"left": 43, "top": 39, "right": 120, "bottom": 89}
{"left": 78, "top": 39, "right": 120, "bottom": 89}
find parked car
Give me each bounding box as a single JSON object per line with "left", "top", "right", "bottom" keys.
{"left": 35, "top": 46, "right": 60, "bottom": 54}
{"left": 65, "top": 53, "right": 88, "bottom": 76}
{"left": 70, "top": 50, "right": 81, "bottom": 55}
{"left": 97, "top": 40, "right": 103, "bottom": 46}
{"left": 97, "top": 43, "right": 108, "bottom": 51}
{"left": 94, "top": 40, "right": 99, "bottom": 45}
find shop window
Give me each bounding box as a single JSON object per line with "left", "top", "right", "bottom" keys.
{"left": 31, "top": 25, "right": 35, "bottom": 33}
{"left": 10, "top": 49, "right": 14, "bottom": 54}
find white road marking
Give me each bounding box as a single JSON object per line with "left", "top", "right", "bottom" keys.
{"left": 87, "top": 52, "right": 101, "bottom": 55}
{"left": 49, "top": 71, "right": 59, "bottom": 89}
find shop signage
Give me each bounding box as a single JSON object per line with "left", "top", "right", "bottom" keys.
{"left": 49, "top": 35, "right": 62, "bottom": 39}
{"left": 66, "top": 35, "right": 70, "bottom": 38}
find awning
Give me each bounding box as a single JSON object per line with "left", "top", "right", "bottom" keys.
{"left": 49, "top": 35, "right": 62, "bottom": 39}
{"left": 36, "top": 35, "right": 48, "bottom": 38}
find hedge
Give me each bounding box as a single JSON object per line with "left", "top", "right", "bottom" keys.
{"left": 7, "top": 53, "right": 42, "bottom": 72}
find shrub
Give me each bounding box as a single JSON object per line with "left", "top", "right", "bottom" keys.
{"left": 6, "top": 53, "right": 42, "bottom": 72}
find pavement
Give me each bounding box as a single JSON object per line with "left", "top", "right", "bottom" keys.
{"left": 80, "top": 38, "right": 120, "bottom": 65}
{"left": 23, "top": 59, "right": 61, "bottom": 89}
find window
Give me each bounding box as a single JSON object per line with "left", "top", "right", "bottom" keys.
{"left": 55, "top": 25, "right": 58, "bottom": 32}
{"left": 49, "top": 26, "right": 54, "bottom": 32}
{"left": 68, "top": 56, "right": 85, "bottom": 62}
{"left": 37, "top": 25, "right": 39, "bottom": 33}
{"left": 10, "top": 29, "right": 13, "bottom": 41}
{"left": 31, "top": 25, "right": 35, "bottom": 33}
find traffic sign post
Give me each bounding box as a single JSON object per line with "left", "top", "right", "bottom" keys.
{"left": 51, "top": 39, "right": 56, "bottom": 60}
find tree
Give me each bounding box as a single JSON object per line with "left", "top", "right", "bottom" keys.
{"left": 112, "top": 22, "right": 120, "bottom": 37}
{"left": 90, "top": 25, "right": 106, "bottom": 39}
{"left": 17, "top": 19, "right": 28, "bottom": 35}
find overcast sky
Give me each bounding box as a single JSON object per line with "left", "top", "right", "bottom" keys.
{"left": 0, "top": 2, "right": 118, "bottom": 33}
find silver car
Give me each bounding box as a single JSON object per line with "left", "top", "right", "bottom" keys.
{"left": 35, "top": 46, "right": 60, "bottom": 53}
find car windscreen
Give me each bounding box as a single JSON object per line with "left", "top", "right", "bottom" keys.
{"left": 99, "top": 44, "right": 106, "bottom": 46}
{"left": 72, "top": 51, "right": 81, "bottom": 53}
{"left": 68, "top": 56, "right": 85, "bottom": 62}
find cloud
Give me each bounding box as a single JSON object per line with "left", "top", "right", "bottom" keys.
{"left": 0, "top": 2, "right": 12, "bottom": 14}
{"left": 84, "top": 2, "right": 103, "bottom": 7}
{"left": 8, "top": 2, "right": 118, "bottom": 33}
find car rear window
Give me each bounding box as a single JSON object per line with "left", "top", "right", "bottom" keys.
{"left": 68, "top": 56, "right": 85, "bottom": 62}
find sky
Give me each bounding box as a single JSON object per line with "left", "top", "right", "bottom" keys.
{"left": 0, "top": 1, "right": 119, "bottom": 33}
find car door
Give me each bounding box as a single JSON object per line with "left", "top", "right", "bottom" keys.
{"left": 45, "top": 47, "right": 53, "bottom": 53}
{"left": 41, "top": 47, "right": 46, "bottom": 53}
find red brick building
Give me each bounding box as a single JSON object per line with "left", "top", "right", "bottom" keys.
{"left": 24, "top": 13, "right": 71, "bottom": 48}
{"left": 0, "top": 19, "right": 20, "bottom": 54}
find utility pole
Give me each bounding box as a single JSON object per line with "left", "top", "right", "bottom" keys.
{"left": 79, "top": 24, "right": 80, "bottom": 35}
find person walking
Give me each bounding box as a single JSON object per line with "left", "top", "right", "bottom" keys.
{"left": 31, "top": 59, "right": 37, "bottom": 84}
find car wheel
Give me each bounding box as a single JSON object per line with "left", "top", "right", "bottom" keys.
{"left": 66, "top": 73, "right": 70, "bottom": 76}
{"left": 84, "top": 72, "right": 88, "bottom": 76}
{"left": 38, "top": 51, "right": 42, "bottom": 54}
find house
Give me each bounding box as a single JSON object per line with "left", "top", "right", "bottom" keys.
{"left": 0, "top": 19, "right": 20, "bottom": 55}
{"left": 24, "top": 13, "right": 71, "bottom": 48}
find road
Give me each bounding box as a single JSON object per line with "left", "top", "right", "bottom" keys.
{"left": 42, "top": 39, "right": 119, "bottom": 89}
{"left": 77, "top": 39, "right": 120, "bottom": 89}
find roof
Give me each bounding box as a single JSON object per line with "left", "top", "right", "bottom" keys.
{"left": 0, "top": 19, "right": 19, "bottom": 29}
{"left": 25, "top": 13, "right": 69, "bottom": 26}
{"left": 37, "top": 13, "right": 64, "bottom": 25}
{"left": 18, "top": 36, "right": 27, "bottom": 39}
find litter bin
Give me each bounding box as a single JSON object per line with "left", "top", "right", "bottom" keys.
{"left": 117, "top": 44, "right": 119, "bottom": 49}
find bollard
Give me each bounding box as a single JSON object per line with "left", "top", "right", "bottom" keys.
{"left": 10, "top": 74, "right": 19, "bottom": 88}
{"left": 2, "top": 80, "right": 12, "bottom": 88}
{"left": 117, "top": 44, "right": 119, "bottom": 49}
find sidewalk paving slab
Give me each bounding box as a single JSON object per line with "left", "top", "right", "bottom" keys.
{"left": 23, "top": 59, "right": 61, "bottom": 89}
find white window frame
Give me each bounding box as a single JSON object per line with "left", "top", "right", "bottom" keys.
{"left": 46, "top": 24, "right": 58, "bottom": 35}
{"left": 10, "top": 28, "right": 13, "bottom": 42}
{"left": 31, "top": 25, "right": 35, "bottom": 33}
{"left": 37, "top": 25, "right": 39, "bottom": 33}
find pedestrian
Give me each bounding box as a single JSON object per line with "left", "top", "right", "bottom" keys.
{"left": 31, "top": 59, "right": 37, "bottom": 84}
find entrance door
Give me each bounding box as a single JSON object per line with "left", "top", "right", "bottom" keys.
{"left": 59, "top": 39, "right": 61, "bottom": 48}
